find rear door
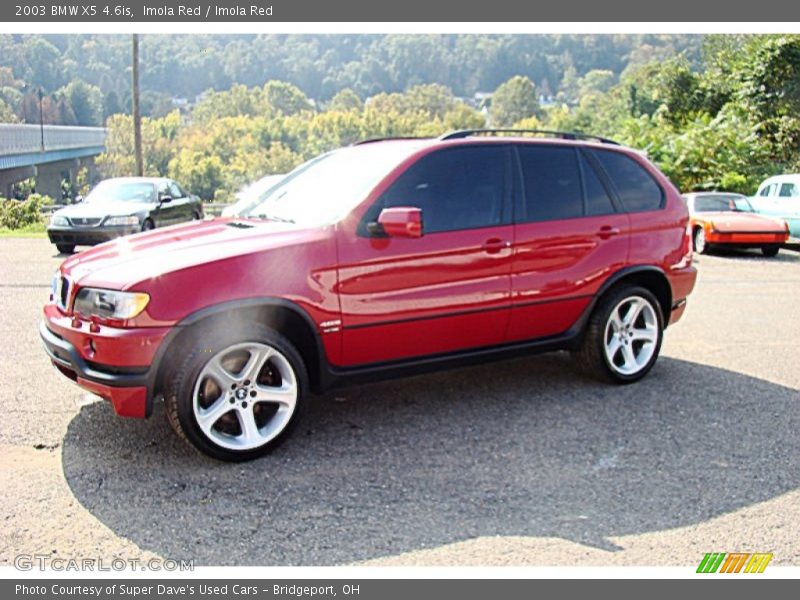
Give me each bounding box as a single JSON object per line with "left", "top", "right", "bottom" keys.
{"left": 506, "top": 144, "right": 630, "bottom": 342}
{"left": 336, "top": 144, "right": 514, "bottom": 366}
{"left": 589, "top": 148, "right": 670, "bottom": 271}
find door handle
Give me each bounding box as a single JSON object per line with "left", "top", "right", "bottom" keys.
{"left": 597, "top": 225, "right": 621, "bottom": 240}
{"left": 482, "top": 238, "right": 511, "bottom": 254}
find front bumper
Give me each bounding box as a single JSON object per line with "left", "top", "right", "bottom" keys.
{"left": 39, "top": 309, "right": 171, "bottom": 418}
{"left": 47, "top": 225, "right": 140, "bottom": 246}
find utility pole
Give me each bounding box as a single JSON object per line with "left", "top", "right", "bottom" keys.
{"left": 132, "top": 33, "right": 143, "bottom": 176}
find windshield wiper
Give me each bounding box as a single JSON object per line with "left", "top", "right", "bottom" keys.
{"left": 252, "top": 214, "right": 296, "bottom": 224}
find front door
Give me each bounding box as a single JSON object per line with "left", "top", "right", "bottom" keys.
{"left": 336, "top": 144, "right": 515, "bottom": 366}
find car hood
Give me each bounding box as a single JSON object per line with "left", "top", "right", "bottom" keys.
{"left": 695, "top": 212, "right": 787, "bottom": 232}
{"left": 55, "top": 201, "right": 154, "bottom": 218}
{"left": 59, "top": 218, "right": 324, "bottom": 289}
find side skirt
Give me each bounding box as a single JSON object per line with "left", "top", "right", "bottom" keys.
{"left": 318, "top": 328, "right": 582, "bottom": 392}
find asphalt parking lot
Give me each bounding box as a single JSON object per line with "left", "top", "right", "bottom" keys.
{"left": 1, "top": 238, "right": 798, "bottom": 567}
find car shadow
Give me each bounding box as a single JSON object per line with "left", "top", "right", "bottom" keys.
{"left": 697, "top": 247, "right": 799, "bottom": 262}
{"left": 61, "top": 355, "right": 800, "bottom": 565}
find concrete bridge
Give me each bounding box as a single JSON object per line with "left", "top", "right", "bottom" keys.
{"left": 0, "top": 124, "right": 106, "bottom": 200}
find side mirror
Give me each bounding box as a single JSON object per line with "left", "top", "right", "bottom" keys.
{"left": 159, "top": 195, "right": 173, "bottom": 203}
{"left": 374, "top": 206, "right": 423, "bottom": 238}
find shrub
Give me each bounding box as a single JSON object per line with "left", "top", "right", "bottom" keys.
{"left": 0, "top": 195, "right": 51, "bottom": 229}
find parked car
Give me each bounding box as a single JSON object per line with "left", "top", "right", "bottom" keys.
{"left": 749, "top": 174, "right": 800, "bottom": 241}
{"left": 47, "top": 177, "right": 204, "bottom": 254}
{"left": 220, "top": 174, "right": 285, "bottom": 218}
{"left": 683, "top": 192, "right": 789, "bottom": 257}
{"left": 41, "top": 130, "right": 697, "bottom": 461}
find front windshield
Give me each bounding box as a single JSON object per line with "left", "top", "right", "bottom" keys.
{"left": 694, "top": 194, "right": 752, "bottom": 213}
{"left": 86, "top": 180, "right": 155, "bottom": 203}
{"left": 241, "top": 143, "right": 421, "bottom": 226}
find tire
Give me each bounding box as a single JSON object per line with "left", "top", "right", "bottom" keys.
{"left": 142, "top": 219, "right": 155, "bottom": 232}
{"left": 55, "top": 244, "right": 75, "bottom": 254}
{"left": 693, "top": 227, "right": 708, "bottom": 254}
{"left": 574, "top": 285, "right": 664, "bottom": 384}
{"left": 761, "top": 245, "right": 780, "bottom": 257}
{"left": 165, "top": 323, "right": 309, "bottom": 461}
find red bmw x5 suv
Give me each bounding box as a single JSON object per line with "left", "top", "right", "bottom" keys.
{"left": 41, "top": 130, "right": 697, "bottom": 461}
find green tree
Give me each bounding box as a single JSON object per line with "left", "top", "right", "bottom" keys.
{"left": 490, "top": 75, "right": 540, "bottom": 127}
{"left": 579, "top": 69, "right": 615, "bottom": 96}
{"left": 328, "top": 88, "right": 363, "bottom": 112}
{"left": 0, "top": 97, "right": 17, "bottom": 122}
{"left": 104, "top": 90, "right": 123, "bottom": 119}
{"left": 405, "top": 83, "right": 457, "bottom": 120}
{"left": 59, "top": 79, "right": 103, "bottom": 126}
{"left": 263, "top": 81, "right": 313, "bottom": 116}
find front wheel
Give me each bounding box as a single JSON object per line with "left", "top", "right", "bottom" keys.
{"left": 574, "top": 285, "right": 664, "bottom": 383}
{"left": 55, "top": 244, "right": 75, "bottom": 254}
{"left": 761, "top": 245, "right": 780, "bottom": 257}
{"left": 165, "top": 324, "right": 309, "bottom": 461}
{"left": 142, "top": 219, "right": 155, "bottom": 232}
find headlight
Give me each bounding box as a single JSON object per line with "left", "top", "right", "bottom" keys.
{"left": 50, "top": 215, "right": 68, "bottom": 227}
{"left": 73, "top": 288, "right": 150, "bottom": 320}
{"left": 105, "top": 215, "right": 140, "bottom": 226}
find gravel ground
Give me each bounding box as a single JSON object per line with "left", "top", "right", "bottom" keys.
{"left": 0, "top": 238, "right": 798, "bottom": 567}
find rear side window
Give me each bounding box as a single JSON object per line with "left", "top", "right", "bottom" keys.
{"left": 371, "top": 145, "right": 509, "bottom": 234}
{"left": 580, "top": 153, "right": 615, "bottom": 216}
{"left": 592, "top": 149, "right": 663, "bottom": 212}
{"left": 168, "top": 182, "right": 186, "bottom": 198}
{"left": 779, "top": 183, "right": 798, "bottom": 197}
{"left": 517, "top": 146, "right": 583, "bottom": 222}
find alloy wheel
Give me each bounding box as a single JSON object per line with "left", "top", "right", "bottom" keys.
{"left": 192, "top": 342, "right": 298, "bottom": 451}
{"left": 603, "top": 296, "right": 659, "bottom": 376}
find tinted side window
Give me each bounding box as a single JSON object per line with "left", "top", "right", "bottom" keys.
{"left": 518, "top": 146, "right": 583, "bottom": 222}
{"left": 374, "top": 146, "right": 508, "bottom": 234}
{"left": 593, "top": 149, "right": 663, "bottom": 212}
{"left": 580, "top": 152, "right": 615, "bottom": 216}
{"left": 779, "top": 183, "right": 798, "bottom": 197}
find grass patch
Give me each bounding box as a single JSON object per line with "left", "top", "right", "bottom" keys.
{"left": 0, "top": 223, "right": 47, "bottom": 238}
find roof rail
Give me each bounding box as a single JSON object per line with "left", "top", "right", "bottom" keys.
{"left": 353, "top": 136, "right": 429, "bottom": 145}
{"left": 440, "top": 129, "right": 620, "bottom": 145}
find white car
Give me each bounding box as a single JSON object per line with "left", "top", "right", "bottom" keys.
{"left": 749, "top": 174, "right": 800, "bottom": 241}
{"left": 221, "top": 174, "right": 285, "bottom": 218}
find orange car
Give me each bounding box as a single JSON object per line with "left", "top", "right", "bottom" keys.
{"left": 683, "top": 192, "right": 790, "bottom": 257}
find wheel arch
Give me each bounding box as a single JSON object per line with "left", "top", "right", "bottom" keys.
{"left": 590, "top": 266, "right": 673, "bottom": 328}
{"left": 148, "top": 298, "right": 328, "bottom": 415}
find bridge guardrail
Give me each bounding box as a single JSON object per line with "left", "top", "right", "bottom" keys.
{"left": 0, "top": 124, "right": 106, "bottom": 156}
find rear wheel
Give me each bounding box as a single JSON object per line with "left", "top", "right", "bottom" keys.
{"left": 761, "top": 245, "right": 780, "bottom": 257}
{"left": 693, "top": 227, "right": 708, "bottom": 254}
{"left": 574, "top": 285, "right": 664, "bottom": 383}
{"left": 165, "top": 324, "right": 308, "bottom": 461}
{"left": 55, "top": 244, "right": 75, "bottom": 254}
